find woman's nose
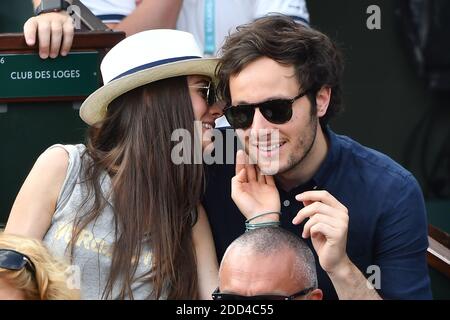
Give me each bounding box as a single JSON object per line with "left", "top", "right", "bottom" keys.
{"left": 209, "top": 101, "right": 225, "bottom": 119}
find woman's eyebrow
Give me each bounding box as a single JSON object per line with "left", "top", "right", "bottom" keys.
{"left": 193, "top": 77, "right": 210, "bottom": 86}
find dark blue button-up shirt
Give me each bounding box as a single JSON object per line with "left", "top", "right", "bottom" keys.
{"left": 203, "top": 127, "right": 432, "bottom": 300}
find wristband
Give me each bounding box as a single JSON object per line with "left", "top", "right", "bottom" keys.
{"left": 35, "top": 0, "right": 70, "bottom": 16}
{"left": 245, "top": 211, "right": 281, "bottom": 232}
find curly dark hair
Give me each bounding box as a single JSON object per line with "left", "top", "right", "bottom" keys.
{"left": 216, "top": 14, "right": 344, "bottom": 127}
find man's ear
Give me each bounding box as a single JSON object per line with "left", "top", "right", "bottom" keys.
{"left": 309, "top": 288, "right": 323, "bottom": 300}
{"left": 315, "top": 87, "right": 331, "bottom": 118}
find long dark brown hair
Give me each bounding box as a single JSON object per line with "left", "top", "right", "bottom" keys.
{"left": 70, "top": 76, "right": 202, "bottom": 299}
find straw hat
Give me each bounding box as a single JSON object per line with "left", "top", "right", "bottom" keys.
{"left": 79, "top": 29, "right": 218, "bottom": 126}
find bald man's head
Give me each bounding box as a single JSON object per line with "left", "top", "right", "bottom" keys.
{"left": 218, "top": 227, "right": 322, "bottom": 300}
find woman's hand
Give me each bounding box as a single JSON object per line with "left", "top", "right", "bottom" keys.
{"left": 231, "top": 150, "right": 281, "bottom": 222}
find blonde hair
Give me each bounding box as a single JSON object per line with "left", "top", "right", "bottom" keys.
{"left": 0, "top": 233, "right": 79, "bottom": 300}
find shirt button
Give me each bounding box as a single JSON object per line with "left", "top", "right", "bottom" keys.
{"left": 283, "top": 200, "right": 290, "bottom": 207}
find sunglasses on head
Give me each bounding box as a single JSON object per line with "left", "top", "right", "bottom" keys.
{"left": 189, "top": 81, "right": 217, "bottom": 107}
{"left": 0, "top": 249, "right": 36, "bottom": 274}
{"left": 223, "top": 90, "right": 311, "bottom": 130}
{"left": 211, "top": 287, "right": 314, "bottom": 301}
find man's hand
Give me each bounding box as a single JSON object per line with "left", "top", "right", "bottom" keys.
{"left": 293, "top": 190, "right": 350, "bottom": 274}
{"left": 24, "top": 11, "right": 75, "bottom": 59}
{"left": 231, "top": 150, "right": 281, "bottom": 222}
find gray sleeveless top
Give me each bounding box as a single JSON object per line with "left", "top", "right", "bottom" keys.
{"left": 42, "top": 144, "right": 163, "bottom": 300}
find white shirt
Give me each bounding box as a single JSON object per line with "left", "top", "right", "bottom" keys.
{"left": 176, "top": 0, "right": 310, "bottom": 56}
{"left": 80, "top": 0, "right": 136, "bottom": 23}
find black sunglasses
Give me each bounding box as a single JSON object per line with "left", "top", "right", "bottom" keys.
{"left": 212, "top": 287, "right": 314, "bottom": 301}
{"left": 0, "top": 249, "right": 36, "bottom": 273}
{"left": 189, "top": 81, "right": 217, "bottom": 107}
{"left": 223, "top": 90, "right": 310, "bottom": 129}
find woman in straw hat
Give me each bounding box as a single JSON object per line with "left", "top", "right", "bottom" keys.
{"left": 4, "top": 29, "right": 223, "bottom": 299}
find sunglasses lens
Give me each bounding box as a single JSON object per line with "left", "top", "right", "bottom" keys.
{"left": 225, "top": 106, "right": 255, "bottom": 129}
{"left": 213, "top": 293, "right": 288, "bottom": 300}
{"left": 0, "top": 250, "right": 27, "bottom": 270}
{"left": 260, "top": 100, "right": 293, "bottom": 124}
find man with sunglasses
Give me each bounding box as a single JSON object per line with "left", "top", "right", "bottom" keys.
{"left": 202, "top": 15, "right": 432, "bottom": 300}
{"left": 213, "top": 227, "right": 323, "bottom": 301}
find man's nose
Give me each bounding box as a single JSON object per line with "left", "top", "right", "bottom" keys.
{"left": 251, "top": 108, "right": 272, "bottom": 131}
